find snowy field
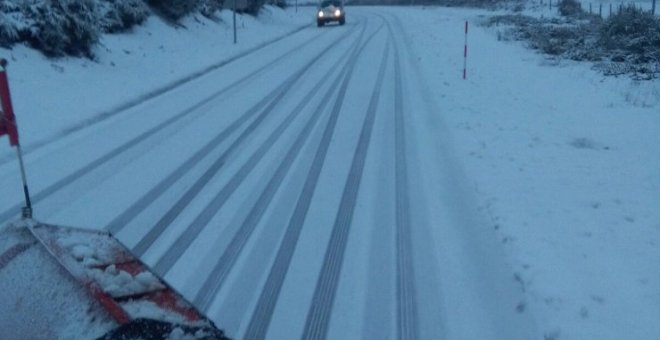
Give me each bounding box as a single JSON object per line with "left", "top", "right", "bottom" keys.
{"left": 1, "top": 4, "right": 659, "bottom": 340}
{"left": 402, "top": 6, "right": 660, "bottom": 339}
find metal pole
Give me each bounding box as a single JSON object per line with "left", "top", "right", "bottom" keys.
{"left": 233, "top": 0, "right": 237, "bottom": 44}
{"left": 15, "top": 145, "right": 32, "bottom": 218}
{"left": 463, "top": 21, "right": 468, "bottom": 80}
{"left": 0, "top": 59, "right": 32, "bottom": 219}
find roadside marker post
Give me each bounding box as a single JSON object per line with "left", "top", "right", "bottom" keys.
{"left": 0, "top": 59, "right": 32, "bottom": 219}
{"left": 233, "top": 0, "right": 237, "bottom": 44}
{"left": 463, "top": 21, "right": 468, "bottom": 80}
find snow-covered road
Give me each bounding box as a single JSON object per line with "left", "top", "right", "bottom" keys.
{"left": 3, "top": 4, "right": 659, "bottom": 340}
{"left": 0, "top": 8, "right": 536, "bottom": 339}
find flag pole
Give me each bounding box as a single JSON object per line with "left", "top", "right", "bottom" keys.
{"left": 0, "top": 59, "right": 32, "bottom": 219}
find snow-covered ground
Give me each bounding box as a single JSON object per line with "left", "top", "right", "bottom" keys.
{"left": 1, "top": 4, "right": 659, "bottom": 340}
{"left": 400, "top": 5, "right": 660, "bottom": 339}
{"left": 0, "top": 6, "right": 312, "bottom": 156}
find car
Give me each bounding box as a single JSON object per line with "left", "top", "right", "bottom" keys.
{"left": 316, "top": 0, "right": 345, "bottom": 27}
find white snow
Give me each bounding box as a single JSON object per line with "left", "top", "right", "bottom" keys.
{"left": 0, "top": 223, "right": 116, "bottom": 339}
{"left": 1, "top": 3, "right": 659, "bottom": 340}
{"left": 71, "top": 243, "right": 102, "bottom": 266}
{"left": 121, "top": 299, "right": 189, "bottom": 324}
{"left": 61, "top": 232, "right": 167, "bottom": 298}
{"left": 398, "top": 5, "right": 660, "bottom": 340}
{"left": 167, "top": 327, "right": 214, "bottom": 340}
{"left": 89, "top": 264, "right": 165, "bottom": 297}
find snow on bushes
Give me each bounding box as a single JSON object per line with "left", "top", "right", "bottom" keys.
{"left": 199, "top": 0, "right": 223, "bottom": 18}
{"left": 98, "top": 0, "right": 149, "bottom": 33}
{"left": 0, "top": 0, "right": 148, "bottom": 57}
{"left": 599, "top": 6, "right": 660, "bottom": 64}
{"left": 23, "top": 0, "right": 101, "bottom": 57}
{"left": 0, "top": 13, "right": 20, "bottom": 47}
{"left": 1, "top": 0, "right": 277, "bottom": 57}
{"left": 557, "top": 0, "right": 582, "bottom": 17}
{"left": 1, "top": 0, "right": 254, "bottom": 57}
{"left": 0, "top": 0, "right": 30, "bottom": 47}
{"left": 487, "top": 6, "right": 660, "bottom": 79}
{"left": 147, "top": 0, "right": 197, "bottom": 21}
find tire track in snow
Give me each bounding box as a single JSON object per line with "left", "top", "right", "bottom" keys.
{"left": 0, "top": 24, "right": 312, "bottom": 168}
{"left": 105, "top": 31, "right": 328, "bottom": 236}
{"left": 241, "top": 22, "right": 378, "bottom": 340}
{"left": 128, "top": 89, "right": 276, "bottom": 257}
{"left": 301, "top": 33, "right": 390, "bottom": 340}
{"left": 389, "top": 20, "right": 419, "bottom": 340}
{"left": 192, "top": 21, "right": 375, "bottom": 314}
{"left": 151, "top": 29, "right": 359, "bottom": 275}
{"left": 0, "top": 104, "right": 196, "bottom": 225}
{"left": 0, "top": 31, "right": 326, "bottom": 227}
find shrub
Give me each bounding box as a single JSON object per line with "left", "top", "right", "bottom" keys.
{"left": 0, "top": 13, "right": 20, "bottom": 47}
{"left": 0, "top": 1, "right": 28, "bottom": 47}
{"left": 600, "top": 6, "right": 660, "bottom": 49}
{"left": 352, "top": 0, "right": 525, "bottom": 8}
{"left": 99, "top": 0, "right": 150, "bottom": 33}
{"left": 558, "top": 0, "right": 582, "bottom": 17}
{"left": 241, "top": 0, "right": 267, "bottom": 15}
{"left": 599, "top": 5, "right": 660, "bottom": 65}
{"left": 24, "top": 0, "right": 101, "bottom": 57}
{"left": 147, "top": 0, "right": 199, "bottom": 21}
{"left": 487, "top": 10, "right": 659, "bottom": 79}
{"left": 199, "top": 0, "right": 223, "bottom": 18}
{"left": 269, "top": 0, "right": 287, "bottom": 8}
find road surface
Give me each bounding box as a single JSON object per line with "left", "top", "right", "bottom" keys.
{"left": 0, "top": 8, "right": 536, "bottom": 339}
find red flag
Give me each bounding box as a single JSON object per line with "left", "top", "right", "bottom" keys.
{"left": 0, "top": 59, "right": 19, "bottom": 146}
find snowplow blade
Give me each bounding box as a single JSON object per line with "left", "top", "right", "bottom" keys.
{"left": 0, "top": 221, "right": 228, "bottom": 339}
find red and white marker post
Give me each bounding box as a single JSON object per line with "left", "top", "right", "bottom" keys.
{"left": 463, "top": 21, "right": 468, "bottom": 80}
{"left": 0, "top": 59, "right": 32, "bottom": 219}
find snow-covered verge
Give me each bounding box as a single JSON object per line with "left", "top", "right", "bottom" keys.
{"left": 396, "top": 5, "right": 659, "bottom": 339}
{"left": 0, "top": 7, "right": 311, "bottom": 338}
{"left": 485, "top": 2, "right": 660, "bottom": 80}
{"left": 0, "top": 0, "right": 282, "bottom": 57}
{"left": 0, "top": 5, "right": 312, "bottom": 163}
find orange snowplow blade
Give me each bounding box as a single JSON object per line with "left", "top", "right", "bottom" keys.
{"left": 0, "top": 221, "right": 228, "bottom": 339}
